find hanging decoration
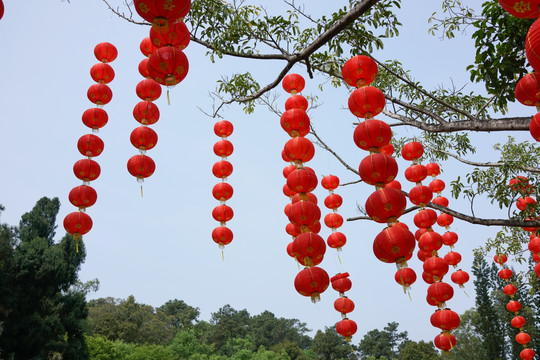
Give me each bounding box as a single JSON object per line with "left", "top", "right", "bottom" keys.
{"left": 321, "top": 175, "right": 347, "bottom": 253}
{"left": 331, "top": 273, "right": 357, "bottom": 342}
{"left": 64, "top": 42, "right": 117, "bottom": 251}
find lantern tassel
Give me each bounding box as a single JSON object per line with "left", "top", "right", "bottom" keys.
{"left": 408, "top": 291, "right": 412, "bottom": 302}
{"left": 464, "top": 290, "right": 470, "bottom": 298}
{"left": 75, "top": 239, "right": 79, "bottom": 253}
{"left": 167, "top": 89, "right": 170, "bottom": 106}
{"left": 337, "top": 253, "right": 342, "bottom": 264}
{"left": 222, "top": 249, "right": 224, "bottom": 261}
{"left": 141, "top": 185, "right": 143, "bottom": 198}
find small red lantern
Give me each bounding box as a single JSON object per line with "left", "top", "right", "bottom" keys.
{"left": 324, "top": 213, "right": 344, "bottom": 228}
{"left": 512, "top": 316, "right": 527, "bottom": 329}
{"left": 444, "top": 251, "right": 462, "bottom": 266}
{"left": 283, "top": 137, "right": 315, "bottom": 163}
{"left": 517, "top": 196, "right": 537, "bottom": 211}
{"left": 401, "top": 141, "right": 424, "bottom": 161}
{"left": 90, "top": 63, "right": 115, "bottom": 84}
{"left": 341, "top": 55, "right": 378, "bottom": 87}
{"left": 498, "top": 268, "right": 513, "bottom": 279}
{"left": 288, "top": 201, "right": 320, "bottom": 226}
{"left": 507, "top": 300, "right": 522, "bottom": 313}
{"left": 348, "top": 86, "right": 386, "bottom": 118}
{"left": 450, "top": 269, "right": 469, "bottom": 287}
{"left": 413, "top": 209, "right": 437, "bottom": 229}
{"left": 212, "top": 182, "right": 233, "bottom": 201}
{"left": 68, "top": 185, "right": 98, "bottom": 209}
{"left": 213, "top": 139, "right": 234, "bottom": 157}
{"left": 408, "top": 185, "right": 433, "bottom": 206}
{"left": 516, "top": 332, "right": 532, "bottom": 345}
{"left": 353, "top": 119, "right": 392, "bottom": 151}
{"left": 294, "top": 266, "right": 330, "bottom": 302}
{"left": 148, "top": 46, "right": 189, "bottom": 86}
{"left": 427, "top": 281, "right": 454, "bottom": 305}
{"left": 287, "top": 168, "right": 318, "bottom": 193}
{"left": 214, "top": 120, "right": 234, "bottom": 137}
{"left": 212, "top": 204, "right": 234, "bottom": 223}
{"left": 423, "top": 256, "right": 449, "bottom": 279}
{"left": 87, "top": 84, "right": 113, "bottom": 105}
{"left": 418, "top": 231, "right": 443, "bottom": 252}
{"left": 434, "top": 332, "right": 456, "bottom": 352}
{"left": 380, "top": 143, "right": 394, "bottom": 155}
{"left": 282, "top": 74, "right": 305, "bottom": 94}
{"left": 63, "top": 211, "right": 93, "bottom": 237}
{"left": 327, "top": 232, "right": 347, "bottom": 249}
{"left": 133, "top": 101, "right": 160, "bottom": 125}
{"left": 94, "top": 42, "right": 118, "bottom": 63}
{"left": 212, "top": 160, "right": 233, "bottom": 179}
{"left": 503, "top": 284, "right": 518, "bottom": 296}
{"left": 280, "top": 108, "right": 310, "bottom": 137}
{"left": 77, "top": 134, "right": 104, "bottom": 157}
{"left": 324, "top": 193, "right": 343, "bottom": 209}
{"left": 432, "top": 196, "right": 449, "bottom": 207}
{"left": 494, "top": 253, "right": 508, "bottom": 264}
{"left": 140, "top": 37, "right": 156, "bottom": 57}
{"left": 127, "top": 154, "right": 156, "bottom": 179}
{"left": 73, "top": 159, "right": 101, "bottom": 182}
{"left": 82, "top": 108, "right": 108, "bottom": 130}
{"left": 442, "top": 231, "right": 458, "bottom": 246}
{"left": 509, "top": 176, "right": 534, "bottom": 194}
{"left": 437, "top": 213, "right": 454, "bottom": 228}
{"left": 136, "top": 79, "right": 162, "bottom": 101}
{"left": 292, "top": 232, "right": 326, "bottom": 267}
{"left": 394, "top": 267, "right": 417, "bottom": 288}
{"left": 331, "top": 272, "right": 352, "bottom": 294}
{"left": 336, "top": 319, "right": 358, "bottom": 342}
{"left": 430, "top": 309, "right": 460, "bottom": 331}
{"left": 285, "top": 95, "right": 309, "bottom": 111}
{"left": 429, "top": 179, "right": 446, "bottom": 193}
{"left": 133, "top": 0, "right": 191, "bottom": 28}
{"left": 139, "top": 58, "right": 151, "bottom": 78}
{"left": 358, "top": 153, "right": 398, "bottom": 186}
{"left": 212, "top": 226, "right": 233, "bottom": 247}
{"left": 150, "top": 20, "right": 190, "bottom": 49}
{"left": 334, "top": 297, "right": 355, "bottom": 315}
{"left": 373, "top": 225, "right": 416, "bottom": 264}
{"left": 415, "top": 228, "right": 428, "bottom": 241}
{"left": 521, "top": 348, "right": 536, "bottom": 360}
{"left": 321, "top": 175, "right": 340, "bottom": 190}
{"left": 515, "top": 72, "right": 540, "bottom": 106}
{"left": 404, "top": 164, "right": 428, "bottom": 183}
{"left": 426, "top": 162, "right": 440, "bottom": 177}
{"left": 130, "top": 126, "right": 158, "bottom": 151}
{"left": 365, "top": 187, "right": 407, "bottom": 223}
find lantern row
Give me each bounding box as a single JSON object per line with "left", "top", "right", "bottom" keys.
{"left": 64, "top": 42, "right": 118, "bottom": 251}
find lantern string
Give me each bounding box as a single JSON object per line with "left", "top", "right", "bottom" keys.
{"left": 167, "top": 89, "right": 171, "bottom": 106}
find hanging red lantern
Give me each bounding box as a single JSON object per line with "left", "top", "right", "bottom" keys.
{"left": 408, "top": 185, "right": 433, "bottom": 206}
{"left": 521, "top": 348, "right": 536, "bottom": 360}
{"left": 503, "top": 284, "right": 518, "bottom": 296}
{"left": 283, "top": 137, "right": 315, "bottom": 163}
{"left": 212, "top": 182, "right": 233, "bottom": 201}
{"left": 515, "top": 72, "right": 540, "bottom": 106}
{"left": 498, "top": 268, "right": 513, "bottom": 279}
{"left": 324, "top": 213, "right": 344, "bottom": 228}
{"left": 372, "top": 225, "right": 416, "bottom": 264}
{"left": 507, "top": 300, "right": 522, "bottom": 312}
{"left": 380, "top": 143, "right": 394, "bottom": 155}
{"left": 283, "top": 164, "right": 297, "bottom": 178}
{"left": 130, "top": 126, "right": 158, "bottom": 151}
{"left": 136, "top": 79, "right": 162, "bottom": 101}
{"left": 516, "top": 332, "right": 532, "bottom": 345}
{"left": 280, "top": 108, "right": 310, "bottom": 137}
{"left": 517, "top": 196, "right": 537, "bottom": 211}
{"left": 450, "top": 269, "right": 469, "bottom": 287}
{"left": 324, "top": 193, "right": 343, "bottom": 209}
{"left": 415, "top": 228, "right": 428, "bottom": 241}
{"left": 294, "top": 266, "right": 330, "bottom": 302}
{"left": 358, "top": 153, "right": 398, "bottom": 186}
{"left": 212, "top": 226, "right": 233, "bottom": 247}
{"left": 413, "top": 209, "right": 438, "bottom": 228}
{"left": 87, "top": 84, "right": 113, "bottom": 105}
{"left": 444, "top": 251, "right": 462, "bottom": 266}
{"left": 82, "top": 108, "right": 108, "bottom": 130}
{"left": 512, "top": 316, "right": 527, "bottom": 329}
{"left": 331, "top": 272, "right": 352, "bottom": 294}
{"left": 140, "top": 37, "right": 156, "bottom": 57}
{"left": 77, "top": 134, "right": 104, "bottom": 157}
{"left": 292, "top": 232, "right": 326, "bottom": 267}
{"left": 150, "top": 20, "right": 190, "bottom": 49}
{"left": 94, "top": 42, "right": 118, "bottom": 63}
{"left": 429, "top": 179, "right": 446, "bottom": 193}
{"left": 526, "top": 19, "right": 540, "bottom": 72}
{"left": 434, "top": 332, "right": 456, "bottom": 352}
{"left": 365, "top": 187, "right": 406, "bottom": 223}
{"left": 282, "top": 73, "right": 305, "bottom": 94}
{"left": 133, "top": 0, "right": 191, "bottom": 28}
{"left": 321, "top": 175, "right": 340, "bottom": 190}
{"left": 285, "top": 94, "right": 309, "bottom": 111}
{"left": 148, "top": 46, "right": 189, "bottom": 86}
{"left": 536, "top": 262, "right": 540, "bottom": 278}
{"left": 334, "top": 296, "right": 355, "bottom": 315}
{"left": 68, "top": 185, "right": 98, "bottom": 209}
{"left": 287, "top": 168, "right": 318, "bottom": 193}
{"left": 427, "top": 281, "right": 454, "bottom": 305}
{"left": 288, "top": 200, "right": 320, "bottom": 226}
{"left": 133, "top": 101, "right": 160, "bottom": 125}
{"left": 348, "top": 86, "right": 386, "bottom": 118}
{"left": 418, "top": 231, "right": 443, "bottom": 252}
{"left": 341, "top": 55, "right": 378, "bottom": 87}
{"left": 423, "top": 256, "right": 449, "bottom": 279}
{"left": 423, "top": 271, "right": 436, "bottom": 285}
{"left": 529, "top": 235, "right": 540, "bottom": 252}
{"left": 63, "top": 211, "right": 93, "bottom": 237}
{"left": 286, "top": 242, "right": 295, "bottom": 258}
{"left": 212, "top": 204, "right": 234, "bottom": 223}
{"left": 139, "top": 58, "right": 151, "bottom": 78}
{"left": 430, "top": 309, "right": 460, "bottom": 331}
{"left": 418, "top": 250, "right": 433, "bottom": 262}
{"left": 292, "top": 192, "right": 318, "bottom": 204}
{"left": 499, "top": 0, "right": 540, "bottom": 18}
{"left": 394, "top": 267, "right": 417, "bottom": 288}
{"left": 0, "top": 1, "right": 3, "bottom": 20}
{"left": 442, "top": 231, "right": 458, "bottom": 246}
{"left": 285, "top": 222, "right": 299, "bottom": 237}
{"left": 432, "top": 196, "right": 449, "bottom": 207}
{"left": 73, "top": 159, "right": 101, "bottom": 182}
{"left": 530, "top": 113, "right": 540, "bottom": 141}
{"left": 213, "top": 139, "right": 234, "bottom": 157}
{"left": 426, "top": 162, "right": 441, "bottom": 177}
{"left": 327, "top": 232, "right": 347, "bottom": 249}
{"left": 353, "top": 119, "right": 392, "bottom": 151}
{"left": 437, "top": 213, "right": 454, "bottom": 228}
{"left": 127, "top": 154, "right": 156, "bottom": 179}
{"left": 212, "top": 160, "right": 233, "bottom": 179}
{"left": 401, "top": 141, "right": 424, "bottom": 161}
{"left": 404, "top": 164, "right": 428, "bottom": 183}
{"left": 283, "top": 184, "right": 295, "bottom": 198}
{"left": 336, "top": 319, "right": 358, "bottom": 342}
{"left": 90, "top": 63, "right": 115, "bottom": 84}
{"left": 214, "top": 120, "right": 234, "bottom": 137}
{"left": 509, "top": 176, "right": 534, "bottom": 194}
{"left": 494, "top": 253, "right": 508, "bottom": 264}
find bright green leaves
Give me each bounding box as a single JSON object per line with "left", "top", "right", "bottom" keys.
{"left": 217, "top": 72, "right": 261, "bottom": 113}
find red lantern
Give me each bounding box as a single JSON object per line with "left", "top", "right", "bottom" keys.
{"left": 292, "top": 232, "right": 326, "bottom": 267}
{"left": 380, "top": 143, "right": 394, "bottom": 155}
{"left": 530, "top": 113, "right": 540, "bottom": 141}
{"left": 90, "top": 63, "right": 115, "bottom": 84}
{"left": 401, "top": 141, "right": 424, "bottom": 161}
{"left": 408, "top": 185, "right": 433, "bottom": 206}
{"left": 515, "top": 72, "right": 540, "bottom": 106}
{"left": 499, "top": 0, "right": 540, "bottom": 18}
{"left": 133, "top": 101, "right": 160, "bottom": 125}
{"left": 292, "top": 192, "right": 318, "bottom": 204}
{"left": 442, "top": 231, "right": 458, "bottom": 246}
{"left": 136, "top": 79, "right": 162, "bottom": 101}
{"left": 528, "top": 20, "right": 540, "bottom": 73}
{"left": 289, "top": 201, "right": 320, "bottom": 226}
{"left": 336, "top": 319, "right": 358, "bottom": 342}
{"left": 358, "top": 153, "right": 398, "bottom": 186}
{"left": 430, "top": 309, "right": 460, "bottom": 331}
{"left": 0, "top": 1, "right": 3, "bottom": 20}
{"left": 507, "top": 300, "right": 522, "bottom": 312}
{"left": 404, "top": 164, "right": 428, "bottom": 183}
{"left": 498, "top": 268, "right": 513, "bottom": 279}
{"left": 536, "top": 262, "right": 540, "bottom": 278}
{"left": 341, "top": 55, "right": 378, "bottom": 87}
{"left": 212, "top": 204, "right": 234, "bottom": 222}
{"left": 150, "top": 20, "right": 190, "bottom": 49}
{"left": 68, "top": 185, "right": 98, "bottom": 209}
{"left": 423, "top": 271, "right": 436, "bottom": 285}
{"left": 287, "top": 168, "right": 318, "bottom": 193}
{"left": 127, "top": 154, "right": 156, "bottom": 179}
{"left": 512, "top": 316, "right": 527, "bottom": 329}
{"left": 94, "top": 42, "right": 118, "bottom": 63}
{"left": 334, "top": 296, "right": 355, "bottom": 314}
{"left": 348, "top": 86, "right": 386, "bottom": 118}
{"left": 213, "top": 140, "right": 234, "bottom": 157}
{"left": 516, "top": 332, "right": 532, "bottom": 345}
{"left": 503, "top": 284, "right": 518, "bottom": 296}
{"left": 283, "top": 137, "right": 315, "bottom": 163}
{"left": 282, "top": 74, "right": 305, "bottom": 94}
{"left": 63, "top": 211, "right": 93, "bottom": 237}
{"left": 294, "top": 267, "right": 330, "bottom": 302}
{"left": 285, "top": 222, "right": 299, "bottom": 237}
{"left": 321, "top": 175, "right": 340, "bottom": 190}
{"left": 353, "top": 119, "right": 392, "bottom": 151}
{"left": 280, "top": 108, "right": 310, "bottom": 137}
{"left": 283, "top": 164, "right": 297, "bottom": 178}
{"left": 427, "top": 281, "right": 454, "bottom": 305}
{"left": 133, "top": 0, "right": 191, "bottom": 27}
{"left": 283, "top": 184, "right": 295, "bottom": 198}
{"left": 324, "top": 193, "right": 343, "bottom": 209}
{"left": 437, "top": 213, "right": 454, "bottom": 228}
{"left": 77, "top": 134, "right": 104, "bottom": 157}
{"left": 148, "top": 46, "right": 189, "bottom": 86}
{"left": 139, "top": 58, "right": 151, "bottom": 78}
{"left": 286, "top": 242, "right": 295, "bottom": 258}
{"left": 394, "top": 267, "right": 417, "bottom": 288}
{"left": 434, "top": 332, "right": 456, "bottom": 352}
{"left": 212, "top": 226, "right": 233, "bottom": 246}
{"left": 82, "top": 108, "right": 108, "bottom": 130}
{"left": 418, "top": 231, "right": 443, "bottom": 252}
{"left": 529, "top": 235, "right": 540, "bottom": 252}
{"left": 285, "top": 95, "right": 308, "bottom": 111}
{"left": 327, "top": 232, "right": 347, "bottom": 249}
{"left": 521, "top": 348, "right": 536, "bottom": 360}
{"left": 386, "top": 180, "right": 402, "bottom": 190}
{"left": 331, "top": 272, "right": 352, "bottom": 294}
{"left": 415, "top": 228, "right": 428, "bottom": 241}
{"left": 212, "top": 160, "right": 233, "bottom": 179}
{"left": 87, "top": 84, "right": 113, "bottom": 105}
{"left": 413, "top": 209, "right": 437, "bottom": 228}
{"left": 426, "top": 162, "right": 440, "bottom": 177}
{"left": 494, "top": 253, "right": 508, "bottom": 264}
{"left": 444, "top": 251, "right": 462, "bottom": 266}
{"left": 429, "top": 179, "right": 446, "bottom": 193}
{"left": 130, "top": 126, "right": 158, "bottom": 151}
{"left": 451, "top": 269, "right": 469, "bottom": 287}
{"left": 214, "top": 120, "right": 234, "bottom": 137}
{"left": 372, "top": 225, "right": 416, "bottom": 264}
{"left": 73, "top": 159, "right": 101, "bottom": 182}
{"left": 517, "top": 196, "right": 537, "bottom": 211}
{"left": 140, "top": 37, "right": 156, "bottom": 57}
{"left": 324, "top": 213, "right": 344, "bottom": 228}
{"left": 423, "top": 256, "right": 449, "bottom": 279}
{"left": 365, "top": 187, "right": 406, "bottom": 223}
{"left": 212, "top": 182, "right": 233, "bottom": 201}
{"left": 509, "top": 176, "right": 534, "bottom": 194}
{"left": 432, "top": 196, "right": 449, "bottom": 207}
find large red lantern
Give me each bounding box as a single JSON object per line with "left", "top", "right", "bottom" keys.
{"left": 348, "top": 86, "right": 386, "bottom": 118}
{"left": 336, "top": 319, "right": 358, "bottom": 342}
{"left": 521, "top": 348, "right": 536, "bottom": 360}
{"left": 288, "top": 200, "right": 320, "bottom": 226}
{"left": 515, "top": 72, "right": 540, "bottom": 106}
{"left": 430, "top": 309, "right": 460, "bottom": 331}
{"left": 331, "top": 272, "right": 352, "bottom": 294}
{"left": 372, "top": 225, "right": 416, "bottom": 264}
{"left": 401, "top": 141, "right": 424, "bottom": 161}
{"left": 282, "top": 73, "right": 305, "bottom": 94}
{"left": 94, "top": 42, "right": 118, "bottom": 63}
{"left": 127, "top": 154, "right": 156, "bottom": 179}
{"left": 341, "top": 55, "right": 378, "bottom": 87}
{"left": 507, "top": 300, "right": 522, "bottom": 313}
{"left": 418, "top": 231, "right": 443, "bottom": 252}
{"left": 150, "top": 20, "right": 190, "bottom": 49}
{"left": 294, "top": 267, "right": 330, "bottom": 302}
{"left": 283, "top": 137, "right": 315, "bottom": 163}
{"left": 516, "top": 332, "right": 532, "bottom": 345}
{"left": 404, "top": 164, "right": 428, "bottom": 183}
{"left": 287, "top": 168, "right": 318, "bottom": 193}
{"left": 434, "top": 332, "right": 456, "bottom": 352}
{"left": 73, "top": 159, "right": 101, "bottom": 182}
{"left": 353, "top": 119, "right": 392, "bottom": 151}
{"left": 427, "top": 281, "right": 454, "bottom": 305}
{"left": 285, "top": 95, "right": 309, "bottom": 111}
{"left": 133, "top": 101, "right": 160, "bottom": 125}
{"left": 133, "top": 0, "right": 191, "bottom": 28}
{"left": 358, "top": 153, "right": 399, "bottom": 186}
{"left": 280, "top": 108, "right": 310, "bottom": 137}
{"left": 413, "top": 209, "right": 437, "bottom": 228}
{"left": 408, "top": 185, "right": 433, "bottom": 206}
{"left": 365, "top": 187, "right": 406, "bottom": 223}
{"left": 148, "top": 46, "right": 189, "bottom": 86}
{"left": 423, "top": 256, "right": 449, "bottom": 279}
{"left": 292, "top": 232, "right": 326, "bottom": 267}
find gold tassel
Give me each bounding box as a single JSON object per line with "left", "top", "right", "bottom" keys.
{"left": 140, "top": 185, "right": 143, "bottom": 198}
{"left": 167, "top": 89, "right": 170, "bottom": 105}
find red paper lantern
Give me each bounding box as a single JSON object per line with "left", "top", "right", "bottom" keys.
{"left": 494, "top": 253, "right": 508, "bottom": 264}
{"left": 212, "top": 226, "right": 233, "bottom": 246}
{"left": 442, "top": 231, "right": 458, "bottom": 246}
{"left": 444, "top": 251, "right": 462, "bottom": 266}
{"left": 423, "top": 256, "right": 449, "bottom": 279}
{"left": 139, "top": 58, "right": 151, "bottom": 78}
{"left": 430, "top": 309, "right": 460, "bottom": 331}
{"left": 286, "top": 242, "right": 295, "bottom": 258}
{"left": 214, "top": 120, "right": 234, "bottom": 137}
{"left": 451, "top": 269, "right": 469, "bottom": 287}
{"left": 517, "top": 196, "right": 537, "bottom": 211}
{"left": 282, "top": 74, "right": 305, "bottom": 94}
{"left": 287, "top": 168, "right": 318, "bottom": 193}
{"left": 504, "top": 284, "right": 518, "bottom": 296}
{"left": 283, "top": 137, "right": 315, "bottom": 163}
{"left": 63, "top": 211, "right": 93, "bottom": 237}
{"left": 334, "top": 297, "right": 355, "bottom": 314}
{"left": 324, "top": 213, "right": 344, "bottom": 228}
{"left": 212, "top": 160, "right": 233, "bottom": 179}
{"left": 130, "top": 126, "right": 158, "bottom": 151}
{"left": 359, "top": 153, "right": 398, "bottom": 186}
{"left": 509, "top": 176, "right": 534, "bottom": 194}
{"left": 529, "top": 235, "right": 540, "bottom": 252}
{"left": 133, "top": 101, "right": 160, "bottom": 125}
{"left": 386, "top": 180, "right": 402, "bottom": 190}
{"left": 427, "top": 281, "right": 454, "bottom": 304}
{"left": 401, "top": 141, "right": 424, "bottom": 161}
{"left": 432, "top": 196, "right": 449, "bottom": 207}
{"left": 499, "top": 268, "right": 513, "bottom": 279}
{"left": 87, "top": 84, "right": 113, "bottom": 105}
{"left": 434, "top": 332, "right": 456, "bottom": 352}
{"left": 283, "top": 184, "right": 295, "bottom": 198}
{"left": 289, "top": 201, "right": 320, "bottom": 226}
{"left": 394, "top": 267, "right": 417, "bottom": 287}
{"left": 292, "top": 232, "right": 326, "bottom": 267}
{"left": 331, "top": 272, "right": 352, "bottom": 294}
{"left": 512, "top": 316, "right": 527, "bottom": 329}
{"left": 408, "top": 185, "right": 433, "bottom": 206}
{"left": 292, "top": 192, "right": 318, "bottom": 204}
{"left": 336, "top": 319, "right": 358, "bottom": 342}
{"left": 437, "top": 213, "right": 454, "bottom": 228}
{"left": 150, "top": 20, "right": 190, "bottom": 49}
{"left": 365, "top": 187, "right": 406, "bottom": 223}
{"left": 516, "top": 332, "right": 532, "bottom": 345}
{"left": 140, "top": 37, "right": 156, "bottom": 57}
{"left": 526, "top": 19, "right": 540, "bottom": 72}
{"left": 380, "top": 143, "right": 394, "bottom": 155}
{"left": 285, "top": 95, "right": 308, "bottom": 111}
{"left": 94, "top": 42, "right": 118, "bottom": 63}
{"left": 515, "top": 72, "right": 540, "bottom": 106}
{"left": 415, "top": 228, "right": 428, "bottom": 241}
{"left": 213, "top": 139, "right": 234, "bottom": 157}
{"left": 324, "top": 193, "right": 343, "bottom": 209}
{"left": 521, "top": 348, "right": 536, "bottom": 360}
{"left": 530, "top": 113, "right": 540, "bottom": 141}
{"left": 418, "top": 231, "right": 443, "bottom": 252}
{"left": 429, "top": 179, "right": 446, "bottom": 193}
{"left": 148, "top": 46, "right": 189, "bottom": 86}
{"left": 327, "top": 232, "right": 347, "bottom": 249}
{"left": 341, "top": 55, "right": 378, "bottom": 87}
{"left": 373, "top": 225, "right": 416, "bottom": 264}
{"left": 294, "top": 266, "right": 330, "bottom": 302}
{"left": 283, "top": 164, "right": 296, "bottom": 178}
{"left": 68, "top": 185, "right": 98, "bottom": 209}
{"left": 73, "top": 159, "right": 101, "bottom": 182}
{"left": 423, "top": 271, "right": 436, "bottom": 285}
{"left": 285, "top": 222, "right": 299, "bottom": 237}
{"left": 426, "top": 162, "right": 440, "bottom": 177}
{"left": 212, "top": 204, "right": 234, "bottom": 222}
{"left": 212, "top": 182, "right": 233, "bottom": 201}
{"left": 348, "top": 86, "right": 386, "bottom": 118}
{"left": 353, "top": 119, "right": 392, "bottom": 151}
{"left": 90, "top": 63, "right": 115, "bottom": 84}
{"left": 321, "top": 175, "right": 340, "bottom": 190}
{"left": 82, "top": 108, "right": 108, "bottom": 130}
{"left": 77, "top": 134, "right": 104, "bottom": 157}
{"left": 127, "top": 154, "right": 156, "bottom": 179}
{"left": 413, "top": 209, "right": 438, "bottom": 228}
{"left": 133, "top": 0, "right": 191, "bottom": 27}
{"left": 280, "top": 108, "right": 310, "bottom": 137}
{"left": 499, "top": 0, "right": 540, "bottom": 18}
{"left": 404, "top": 164, "right": 428, "bottom": 183}
{"left": 507, "top": 300, "right": 522, "bottom": 312}
{"left": 136, "top": 79, "right": 162, "bottom": 101}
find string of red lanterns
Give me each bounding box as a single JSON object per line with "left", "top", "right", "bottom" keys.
{"left": 331, "top": 273, "right": 358, "bottom": 342}
{"left": 64, "top": 42, "right": 117, "bottom": 252}
{"left": 211, "top": 120, "right": 234, "bottom": 253}
{"left": 281, "top": 73, "right": 330, "bottom": 303}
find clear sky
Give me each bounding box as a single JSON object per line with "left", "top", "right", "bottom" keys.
{"left": 0, "top": 0, "right": 533, "bottom": 343}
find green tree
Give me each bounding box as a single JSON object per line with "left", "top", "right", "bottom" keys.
{"left": 249, "top": 310, "right": 312, "bottom": 350}
{"left": 397, "top": 340, "right": 440, "bottom": 360}
{"left": 209, "top": 304, "right": 251, "bottom": 356}
{"left": 445, "top": 309, "right": 485, "bottom": 360}
{"left": 311, "top": 326, "right": 355, "bottom": 360}
{"left": 0, "top": 197, "right": 89, "bottom": 359}
{"left": 357, "top": 322, "right": 408, "bottom": 360}
{"left": 158, "top": 298, "right": 200, "bottom": 330}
